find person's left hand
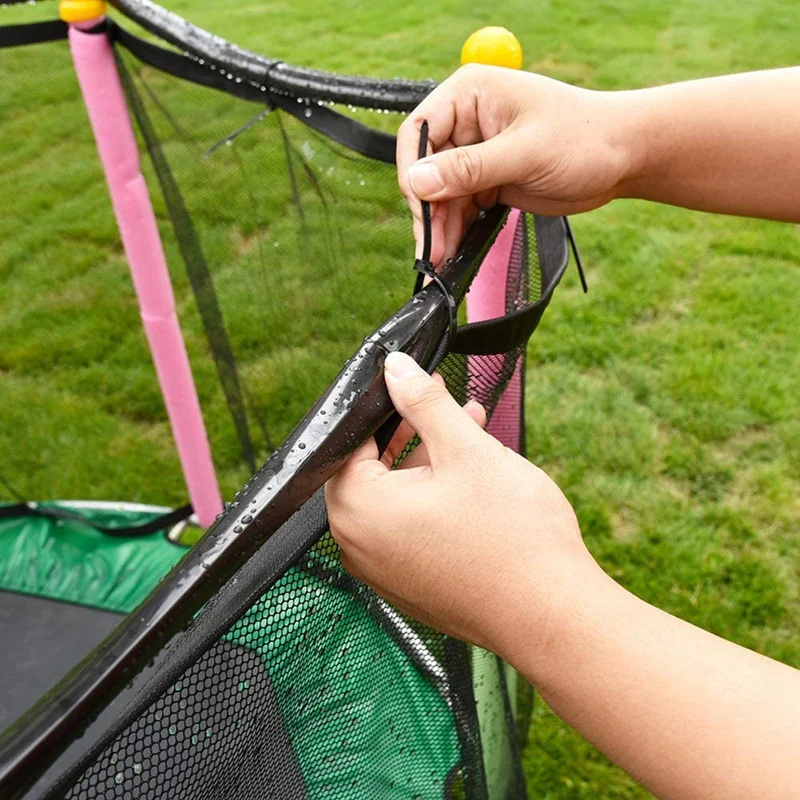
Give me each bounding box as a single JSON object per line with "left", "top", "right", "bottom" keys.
{"left": 325, "top": 351, "right": 593, "bottom": 663}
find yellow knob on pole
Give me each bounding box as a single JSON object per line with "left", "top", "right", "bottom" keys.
{"left": 460, "top": 26, "right": 523, "bottom": 69}
{"left": 59, "top": 0, "right": 107, "bottom": 23}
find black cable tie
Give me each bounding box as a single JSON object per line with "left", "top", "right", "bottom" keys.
{"left": 564, "top": 217, "right": 588, "bottom": 293}
{"left": 410, "top": 121, "right": 457, "bottom": 357}
{"left": 414, "top": 258, "right": 457, "bottom": 358}
{"left": 418, "top": 120, "right": 432, "bottom": 265}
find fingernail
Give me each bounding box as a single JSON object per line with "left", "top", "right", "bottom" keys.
{"left": 414, "top": 239, "right": 423, "bottom": 259}
{"left": 385, "top": 351, "right": 421, "bottom": 379}
{"left": 408, "top": 160, "right": 444, "bottom": 197}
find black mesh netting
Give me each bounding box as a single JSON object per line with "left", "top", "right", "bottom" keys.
{"left": 0, "top": 10, "right": 571, "bottom": 800}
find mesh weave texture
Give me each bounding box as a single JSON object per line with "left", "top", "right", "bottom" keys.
{"left": 0, "top": 12, "right": 571, "bottom": 799}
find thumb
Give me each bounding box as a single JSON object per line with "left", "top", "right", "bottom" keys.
{"left": 407, "top": 133, "right": 524, "bottom": 202}
{"left": 384, "top": 351, "right": 484, "bottom": 465}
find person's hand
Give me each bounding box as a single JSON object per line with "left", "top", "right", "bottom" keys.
{"left": 328, "top": 355, "right": 800, "bottom": 800}
{"left": 325, "top": 351, "right": 599, "bottom": 663}
{"left": 397, "top": 64, "right": 635, "bottom": 264}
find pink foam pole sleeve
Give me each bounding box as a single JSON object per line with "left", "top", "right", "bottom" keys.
{"left": 69, "top": 23, "right": 223, "bottom": 526}
{"left": 466, "top": 208, "right": 524, "bottom": 453}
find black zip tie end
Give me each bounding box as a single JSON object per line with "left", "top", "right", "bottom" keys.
{"left": 564, "top": 217, "right": 588, "bottom": 293}
{"left": 418, "top": 120, "right": 433, "bottom": 267}
{"left": 410, "top": 121, "right": 457, "bottom": 357}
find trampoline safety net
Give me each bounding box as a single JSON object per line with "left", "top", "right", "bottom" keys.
{"left": 0, "top": 3, "right": 576, "bottom": 799}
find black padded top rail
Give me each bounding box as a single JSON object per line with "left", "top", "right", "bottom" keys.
{"left": 108, "top": 0, "right": 435, "bottom": 111}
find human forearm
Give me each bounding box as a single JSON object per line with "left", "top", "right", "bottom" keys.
{"left": 398, "top": 65, "right": 800, "bottom": 262}
{"left": 508, "top": 563, "right": 800, "bottom": 799}
{"left": 617, "top": 68, "right": 800, "bottom": 222}
{"left": 327, "top": 355, "right": 800, "bottom": 797}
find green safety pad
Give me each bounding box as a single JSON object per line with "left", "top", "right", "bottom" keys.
{"left": 226, "top": 563, "right": 461, "bottom": 799}
{"left": 0, "top": 503, "right": 185, "bottom": 613}
{"left": 1, "top": 509, "right": 462, "bottom": 797}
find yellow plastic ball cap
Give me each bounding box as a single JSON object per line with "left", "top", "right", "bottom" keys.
{"left": 461, "top": 26, "right": 523, "bottom": 70}
{"left": 59, "top": 0, "right": 107, "bottom": 23}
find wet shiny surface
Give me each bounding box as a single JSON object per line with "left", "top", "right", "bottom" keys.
{"left": 109, "top": 0, "right": 435, "bottom": 111}
{"left": 0, "top": 206, "right": 508, "bottom": 799}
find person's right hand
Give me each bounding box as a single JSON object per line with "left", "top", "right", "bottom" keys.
{"left": 326, "top": 352, "right": 596, "bottom": 666}
{"left": 397, "top": 64, "right": 636, "bottom": 264}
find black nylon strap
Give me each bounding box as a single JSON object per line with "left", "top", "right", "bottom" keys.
{"left": 0, "top": 502, "right": 193, "bottom": 538}
{"left": 451, "top": 291, "right": 555, "bottom": 355}
{"left": 0, "top": 19, "right": 67, "bottom": 48}
{"left": 452, "top": 213, "right": 573, "bottom": 354}
{"left": 278, "top": 98, "right": 396, "bottom": 163}
{"left": 109, "top": 21, "right": 397, "bottom": 163}
{"left": 0, "top": 503, "right": 30, "bottom": 519}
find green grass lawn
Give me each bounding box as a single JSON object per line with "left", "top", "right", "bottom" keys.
{"left": 2, "top": 0, "right": 799, "bottom": 797}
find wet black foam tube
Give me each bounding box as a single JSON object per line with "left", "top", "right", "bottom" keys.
{"left": 108, "top": 0, "right": 434, "bottom": 111}
{"left": 0, "top": 206, "right": 508, "bottom": 799}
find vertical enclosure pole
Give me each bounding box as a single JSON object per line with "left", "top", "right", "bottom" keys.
{"left": 67, "top": 18, "right": 223, "bottom": 526}
{"left": 466, "top": 208, "right": 526, "bottom": 796}
{"left": 466, "top": 208, "right": 524, "bottom": 452}
{"left": 460, "top": 28, "right": 529, "bottom": 798}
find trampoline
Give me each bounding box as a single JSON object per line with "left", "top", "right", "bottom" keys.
{"left": 0, "top": 1, "right": 582, "bottom": 797}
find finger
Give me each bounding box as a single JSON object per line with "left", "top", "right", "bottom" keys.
{"left": 464, "top": 400, "right": 487, "bottom": 429}
{"left": 397, "top": 90, "right": 454, "bottom": 206}
{"left": 381, "top": 418, "right": 417, "bottom": 469}
{"left": 399, "top": 72, "right": 483, "bottom": 175}
{"left": 397, "top": 102, "right": 453, "bottom": 224}
{"left": 397, "top": 71, "right": 484, "bottom": 214}
{"left": 429, "top": 202, "right": 448, "bottom": 265}
{"left": 407, "top": 132, "right": 527, "bottom": 203}
{"left": 411, "top": 149, "right": 448, "bottom": 261}
{"left": 475, "top": 187, "right": 500, "bottom": 211}
{"left": 347, "top": 435, "right": 379, "bottom": 467}
{"left": 394, "top": 399, "right": 486, "bottom": 471}
{"left": 413, "top": 217, "right": 423, "bottom": 259}
{"left": 391, "top": 437, "right": 429, "bottom": 472}
{"left": 384, "top": 352, "right": 484, "bottom": 466}
{"left": 497, "top": 184, "right": 611, "bottom": 217}
{"left": 381, "top": 373, "right": 446, "bottom": 467}
{"left": 326, "top": 451, "right": 387, "bottom": 534}
{"left": 329, "top": 437, "right": 386, "bottom": 493}
{"left": 441, "top": 197, "right": 470, "bottom": 265}
{"left": 422, "top": 141, "right": 456, "bottom": 265}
